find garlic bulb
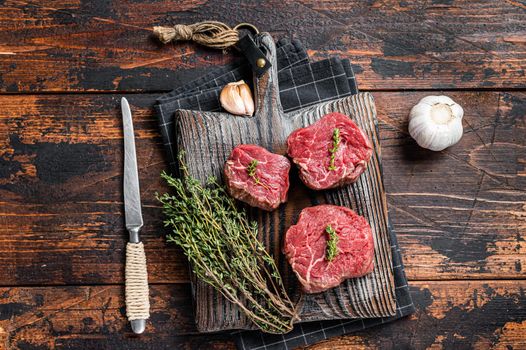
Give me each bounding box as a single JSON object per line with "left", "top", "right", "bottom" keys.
{"left": 408, "top": 95, "right": 464, "bottom": 151}
{"left": 220, "top": 80, "right": 255, "bottom": 116}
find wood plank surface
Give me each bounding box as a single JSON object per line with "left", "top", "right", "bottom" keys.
{"left": 0, "top": 0, "right": 525, "bottom": 92}
{"left": 1, "top": 1, "right": 525, "bottom": 348}
{"left": 1, "top": 280, "right": 524, "bottom": 349}
{"left": 1, "top": 0, "right": 525, "bottom": 348}
{"left": 1, "top": 91, "right": 524, "bottom": 286}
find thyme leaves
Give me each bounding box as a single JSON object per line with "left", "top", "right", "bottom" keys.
{"left": 328, "top": 128, "right": 341, "bottom": 171}
{"left": 157, "top": 154, "right": 295, "bottom": 333}
{"left": 247, "top": 159, "right": 268, "bottom": 189}
{"left": 247, "top": 159, "right": 258, "bottom": 178}
{"left": 325, "top": 224, "right": 339, "bottom": 262}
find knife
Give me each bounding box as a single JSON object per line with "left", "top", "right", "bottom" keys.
{"left": 122, "top": 97, "right": 150, "bottom": 334}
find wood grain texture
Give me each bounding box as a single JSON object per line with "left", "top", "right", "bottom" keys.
{"left": 0, "top": 91, "right": 524, "bottom": 286}
{"left": 305, "top": 280, "right": 526, "bottom": 350}
{"left": 0, "top": 0, "right": 525, "bottom": 92}
{"left": 1, "top": 281, "right": 524, "bottom": 350}
{"left": 176, "top": 33, "right": 395, "bottom": 331}
{"left": 1, "top": 0, "right": 525, "bottom": 347}
{"left": 378, "top": 91, "right": 526, "bottom": 280}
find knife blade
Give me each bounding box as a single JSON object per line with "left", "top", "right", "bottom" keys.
{"left": 121, "top": 97, "right": 149, "bottom": 334}
{"left": 122, "top": 97, "right": 143, "bottom": 240}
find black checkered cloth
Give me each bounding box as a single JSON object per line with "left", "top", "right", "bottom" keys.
{"left": 155, "top": 37, "right": 415, "bottom": 350}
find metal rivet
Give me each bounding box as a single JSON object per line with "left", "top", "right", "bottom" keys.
{"left": 256, "top": 58, "right": 266, "bottom": 68}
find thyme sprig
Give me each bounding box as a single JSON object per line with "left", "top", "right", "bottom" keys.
{"left": 325, "top": 224, "right": 339, "bottom": 262}
{"left": 157, "top": 154, "right": 296, "bottom": 333}
{"left": 328, "top": 128, "right": 341, "bottom": 171}
{"left": 247, "top": 159, "right": 268, "bottom": 189}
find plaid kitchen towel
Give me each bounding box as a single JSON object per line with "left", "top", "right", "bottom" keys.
{"left": 155, "top": 37, "right": 415, "bottom": 350}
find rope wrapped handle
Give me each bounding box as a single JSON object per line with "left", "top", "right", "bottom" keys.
{"left": 153, "top": 21, "right": 259, "bottom": 49}
{"left": 125, "top": 242, "right": 150, "bottom": 321}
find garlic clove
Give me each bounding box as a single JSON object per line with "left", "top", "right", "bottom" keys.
{"left": 408, "top": 95, "right": 464, "bottom": 151}
{"left": 409, "top": 102, "right": 432, "bottom": 120}
{"left": 450, "top": 102, "right": 464, "bottom": 120}
{"left": 220, "top": 80, "right": 254, "bottom": 116}
{"left": 238, "top": 82, "right": 254, "bottom": 116}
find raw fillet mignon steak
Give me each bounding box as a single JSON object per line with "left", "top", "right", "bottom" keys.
{"left": 224, "top": 144, "right": 291, "bottom": 211}
{"left": 287, "top": 112, "right": 373, "bottom": 190}
{"left": 283, "top": 204, "right": 374, "bottom": 293}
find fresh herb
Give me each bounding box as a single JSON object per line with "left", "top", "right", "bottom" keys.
{"left": 247, "top": 159, "right": 258, "bottom": 177}
{"left": 247, "top": 159, "right": 268, "bottom": 188}
{"left": 157, "top": 153, "right": 295, "bottom": 334}
{"left": 325, "top": 224, "right": 339, "bottom": 262}
{"left": 328, "top": 128, "right": 341, "bottom": 171}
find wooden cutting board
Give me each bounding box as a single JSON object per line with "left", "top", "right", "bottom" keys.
{"left": 175, "top": 33, "right": 397, "bottom": 332}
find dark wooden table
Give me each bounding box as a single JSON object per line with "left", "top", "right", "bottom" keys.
{"left": 1, "top": 1, "right": 525, "bottom": 349}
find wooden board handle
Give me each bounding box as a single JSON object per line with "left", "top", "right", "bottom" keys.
{"left": 253, "top": 33, "right": 283, "bottom": 118}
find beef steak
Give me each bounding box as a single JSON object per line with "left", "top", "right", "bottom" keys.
{"left": 287, "top": 112, "right": 373, "bottom": 190}
{"left": 283, "top": 204, "right": 374, "bottom": 293}
{"left": 224, "top": 144, "right": 291, "bottom": 211}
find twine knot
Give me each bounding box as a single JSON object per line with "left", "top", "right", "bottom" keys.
{"left": 153, "top": 21, "right": 240, "bottom": 49}
{"left": 173, "top": 24, "right": 193, "bottom": 40}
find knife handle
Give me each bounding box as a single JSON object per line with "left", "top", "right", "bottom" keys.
{"left": 125, "top": 242, "right": 150, "bottom": 332}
